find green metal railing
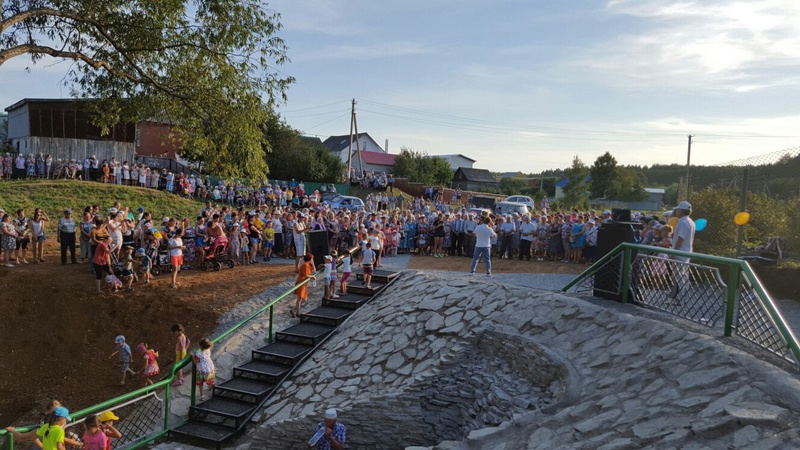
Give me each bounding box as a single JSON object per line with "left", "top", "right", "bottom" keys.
{"left": 1, "top": 247, "right": 360, "bottom": 450}
{"left": 563, "top": 242, "right": 800, "bottom": 367}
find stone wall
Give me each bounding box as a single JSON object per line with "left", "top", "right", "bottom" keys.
{"left": 232, "top": 271, "right": 800, "bottom": 450}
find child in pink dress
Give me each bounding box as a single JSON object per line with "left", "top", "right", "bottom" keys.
{"left": 136, "top": 342, "right": 160, "bottom": 385}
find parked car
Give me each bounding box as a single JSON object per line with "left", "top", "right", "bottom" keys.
{"left": 495, "top": 201, "right": 530, "bottom": 216}
{"left": 504, "top": 195, "right": 535, "bottom": 211}
{"left": 321, "top": 192, "right": 340, "bottom": 203}
{"left": 328, "top": 195, "right": 365, "bottom": 212}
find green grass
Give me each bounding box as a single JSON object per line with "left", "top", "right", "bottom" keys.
{"left": 0, "top": 180, "right": 204, "bottom": 233}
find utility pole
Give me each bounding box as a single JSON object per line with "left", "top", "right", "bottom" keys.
{"left": 685, "top": 135, "right": 693, "bottom": 201}
{"left": 353, "top": 102, "right": 364, "bottom": 176}
{"left": 347, "top": 99, "right": 355, "bottom": 182}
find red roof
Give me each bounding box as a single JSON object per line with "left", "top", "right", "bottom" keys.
{"left": 357, "top": 151, "right": 396, "bottom": 166}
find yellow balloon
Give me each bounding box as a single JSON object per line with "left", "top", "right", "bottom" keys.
{"left": 668, "top": 217, "right": 678, "bottom": 228}
{"left": 734, "top": 211, "right": 750, "bottom": 226}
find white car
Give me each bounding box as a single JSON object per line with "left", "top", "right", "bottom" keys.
{"left": 328, "top": 195, "right": 365, "bottom": 212}
{"left": 504, "top": 195, "right": 535, "bottom": 211}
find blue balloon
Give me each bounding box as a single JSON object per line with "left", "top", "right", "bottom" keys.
{"left": 696, "top": 218, "right": 707, "bottom": 231}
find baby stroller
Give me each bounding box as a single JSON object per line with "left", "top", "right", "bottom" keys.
{"left": 146, "top": 245, "right": 173, "bottom": 276}
{"left": 201, "top": 236, "right": 235, "bottom": 271}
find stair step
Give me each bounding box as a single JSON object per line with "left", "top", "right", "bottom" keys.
{"left": 170, "top": 421, "right": 236, "bottom": 444}
{"left": 234, "top": 360, "right": 291, "bottom": 382}
{"left": 321, "top": 293, "right": 372, "bottom": 310}
{"left": 252, "top": 341, "right": 314, "bottom": 365}
{"left": 347, "top": 280, "right": 388, "bottom": 296}
{"left": 355, "top": 268, "right": 400, "bottom": 284}
{"left": 191, "top": 397, "right": 255, "bottom": 419}
{"left": 300, "top": 306, "right": 354, "bottom": 325}
{"left": 214, "top": 378, "right": 276, "bottom": 403}
{"left": 275, "top": 322, "right": 335, "bottom": 345}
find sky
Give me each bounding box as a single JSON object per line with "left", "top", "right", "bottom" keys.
{"left": 3, "top": 0, "right": 800, "bottom": 173}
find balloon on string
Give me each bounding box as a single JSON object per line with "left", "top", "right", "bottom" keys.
{"left": 668, "top": 217, "right": 679, "bottom": 228}
{"left": 734, "top": 211, "right": 750, "bottom": 226}
{"left": 695, "top": 218, "right": 707, "bottom": 231}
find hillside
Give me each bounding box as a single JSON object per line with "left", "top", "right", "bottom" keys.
{"left": 0, "top": 180, "right": 203, "bottom": 228}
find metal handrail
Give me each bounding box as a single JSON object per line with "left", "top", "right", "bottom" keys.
{"left": 563, "top": 242, "right": 800, "bottom": 367}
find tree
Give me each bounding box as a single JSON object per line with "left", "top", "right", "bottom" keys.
{"left": 264, "top": 117, "right": 344, "bottom": 183}
{"left": 607, "top": 167, "right": 648, "bottom": 202}
{"left": 589, "top": 152, "right": 618, "bottom": 198}
{"left": 392, "top": 147, "right": 453, "bottom": 185}
{"left": 562, "top": 156, "right": 590, "bottom": 209}
{"left": 1, "top": 0, "right": 293, "bottom": 178}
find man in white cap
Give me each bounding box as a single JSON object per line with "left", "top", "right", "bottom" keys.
{"left": 669, "top": 200, "right": 696, "bottom": 300}
{"left": 309, "top": 408, "right": 345, "bottom": 449}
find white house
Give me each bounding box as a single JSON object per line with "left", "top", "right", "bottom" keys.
{"left": 434, "top": 154, "right": 476, "bottom": 170}
{"left": 322, "top": 132, "right": 386, "bottom": 164}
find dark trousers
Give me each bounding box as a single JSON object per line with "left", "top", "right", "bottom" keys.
{"left": 274, "top": 233, "right": 284, "bottom": 254}
{"left": 499, "top": 234, "right": 514, "bottom": 259}
{"left": 452, "top": 232, "right": 464, "bottom": 256}
{"left": 60, "top": 232, "right": 77, "bottom": 264}
{"left": 520, "top": 239, "right": 532, "bottom": 260}
{"left": 465, "top": 233, "right": 475, "bottom": 256}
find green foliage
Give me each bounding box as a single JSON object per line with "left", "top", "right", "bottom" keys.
{"left": 393, "top": 148, "right": 454, "bottom": 186}
{"left": 608, "top": 167, "right": 648, "bottom": 202}
{"left": 264, "top": 118, "right": 344, "bottom": 183}
{"left": 562, "top": 156, "right": 589, "bottom": 210}
{"left": 499, "top": 177, "right": 528, "bottom": 196}
{"left": 589, "top": 152, "right": 617, "bottom": 198}
{"left": 1, "top": 0, "right": 294, "bottom": 179}
{"left": 663, "top": 183, "right": 680, "bottom": 206}
{"left": 690, "top": 188, "right": 799, "bottom": 257}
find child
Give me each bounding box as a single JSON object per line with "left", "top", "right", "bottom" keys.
{"left": 322, "top": 255, "right": 333, "bottom": 300}
{"left": 172, "top": 324, "right": 190, "bottom": 386}
{"left": 340, "top": 250, "right": 352, "bottom": 295}
{"left": 136, "top": 247, "right": 151, "bottom": 284}
{"left": 81, "top": 414, "right": 109, "bottom": 450}
{"left": 193, "top": 339, "right": 216, "bottom": 401}
{"left": 229, "top": 222, "right": 242, "bottom": 265}
{"left": 97, "top": 410, "right": 122, "bottom": 444}
{"left": 4, "top": 401, "right": 81, "bottom": 448}
{"left": 105, "top": 274, "right": 123, "bottom": 292}
{"left": 391, "top": 227, "right": 400, "bottom": 257}
{"left": 136, "top": 342, "right": 160, "bottom": 386}
{"left": 329, "top": 251, "right": 339, "bottom": 298}
{"left": 119, "top": 246, "right": 136, "bottom": 290}
{"left": 36, "top": 406, "right": 72, "bottom": 450}
{"left": 360, "top": 242, "right": 376, "bottom": 289}
{"left": 291, "top": 254, "right": 316, "bottom": 317}
{"left": 262, "top": 220, "right": 274, "bottom": 262}
{"left": 109, "top": 335, "right": 136, "bottom": 386}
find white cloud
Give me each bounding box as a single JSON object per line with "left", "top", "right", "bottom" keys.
{"left": 578, "top": 0, "right": 800, "bottom": 91}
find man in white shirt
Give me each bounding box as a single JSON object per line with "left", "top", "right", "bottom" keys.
{"left": 518, "top": 215, "right": 537, "bottom": 261}
{"left": 469, "top": 217, "right": 497, "bottom": 276}
{"left": 498, "top": 217, "right": 516, "bottom": 259}
{"left": 669, "top": 201, "right": 696, "bottom": 300}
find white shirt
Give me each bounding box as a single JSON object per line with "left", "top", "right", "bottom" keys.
{"left": 673, "top": 216, "right": 695, "bottom": 253}
{"left": 169, "top": 237, "right": 183, "bottom": 256}
{"left": 519, "top": 222, "right": 538, "bottom": 241}
{"left": 323, "top": 261, "right": 332, "bottom": 277}
{"left": 473, "top": 224, "right": 497, "bottom": 248}
{"left": 499, "top": 221, "right": 516, "bottom": 235}
{"left": 341, "top": 256, "right": 352, "bottom": 273}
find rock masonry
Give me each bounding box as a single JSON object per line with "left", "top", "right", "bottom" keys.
{"left": 229, "top": 271, "right": 800, "bottom": 450}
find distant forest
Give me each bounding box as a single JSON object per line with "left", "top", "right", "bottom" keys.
{"left": 532, "top": 152, "right": 800, "bottom": 200}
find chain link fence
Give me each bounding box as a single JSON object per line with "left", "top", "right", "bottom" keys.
{"left": 690, "top": 146, "right": 800, "bottom": 260}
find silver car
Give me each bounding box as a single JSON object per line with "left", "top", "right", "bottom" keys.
{"left": 328, "top": 195, "right": 365, "bottom": 212}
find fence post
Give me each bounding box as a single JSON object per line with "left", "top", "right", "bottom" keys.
{"left": 269, "top": 304, "right": 274, "bottom": 344}
{"left": 621, "top": 245, "right": 632, "bottom": 303}
{"left": 736, "top": 167, "right": 748, "bottom": 257}
{"left": 190, "top": 363, "right": 197, "bottom": 406}
{"left": 724, "top": 264, "right": 740, "bottom": 337}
